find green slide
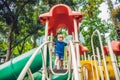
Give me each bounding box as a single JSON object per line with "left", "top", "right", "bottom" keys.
{"left": 0, "top": 48, "right": 69, "bottom": 80}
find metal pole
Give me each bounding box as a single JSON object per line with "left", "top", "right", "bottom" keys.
{"left": 73, "top": 19, "right": 80, "bottom": 67}
{"left": 88, "top": 54, "right": 90, "bottom": 60}
{"left": 67, "top": 45, "right": 72, "bottom": 80}
{"left": 81, "top": 55, "right": 84, "bottom": 60}
{"left": 42, "top": 20, "right": 49, "bottom": 80}
{"left": 96, "top": 47, "right": 104, "bottom": 80}
{"left": 107, "top": 39, "right": 120, "bottom": 80}
{"left": 94, "top": 56, "right": 99, "bottom": 80}
{"left": 84, "top": 52, "right": 86, "bottom": 61}
{"left": 48, "top": 33, "right": 53, "bottom": 80}
{"left": 27, "top": 68, "right": 34, "bottom": 80}
{"left": 113, "top": 53, "right": 120, "bottom": 75}
{"left": 70, "top": 41, "right": 79, "bottom": 80}
{"left": 91, "top": 55, "right": 99, "bottom": 80}
{"left": 83, "top": 67, "right": 88, "bottom": 80}
{"left": 90, "top": 56, "right": 95, "bottom": 80}
{"left": 73, "top": 19, "right": 82, "bottom": 79}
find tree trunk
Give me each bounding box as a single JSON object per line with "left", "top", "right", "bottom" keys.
{"left": 19, "top": 40, "right": 25, "bottom": 54}
{"left": 5, "top": 26, "right": 13, "bottom": 62}
{"left": 33, "top": 18, "right": 38, "bottom": 48}
{"left": 32, "top": 33, "right": 37, "bottom": 48}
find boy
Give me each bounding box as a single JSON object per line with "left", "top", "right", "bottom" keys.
{"left": 54, "top": 34, "right": 67, "bottom": 69}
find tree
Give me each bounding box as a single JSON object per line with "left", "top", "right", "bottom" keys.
{"left": 0, "top": 0, "right": 117, "bottom": 61}
{"left": 109, "top": 0, "right": 120, "bottom": 39}
{"left": 79, "top": 0, "right": 115, "bottom": 54}
{"left": 0, "top": 0, "right": 40, "bottom": 61}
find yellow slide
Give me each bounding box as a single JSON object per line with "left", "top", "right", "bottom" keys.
{"left": 80, "top": 57, "right": 116, "bottom": 80}
{"left": 102, "top": 57, "right": 115, "bottom": 80}
{"left": 80, "top": 60, "right": 99, "bottom": 80}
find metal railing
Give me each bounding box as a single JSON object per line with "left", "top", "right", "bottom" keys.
{"left": 17, "top": 41, "right": 51, "bottom": 80}
{"left": 91, "top": 30, "right": 110, "bottom": 80}
{"left": 107, "top": 39, "right": 120, "bottom": 79}
{"left": 48, "top": 41, "right": 70, "bottom": 76}
{"left": 17, "top": 40, "right": 90, "bottom": 80}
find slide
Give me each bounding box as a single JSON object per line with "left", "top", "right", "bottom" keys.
{"left": 0, "top": 48, "right": 69, "bottom": 80}
{"left": 80, "top": 60, "right": 99, "bottom": 80}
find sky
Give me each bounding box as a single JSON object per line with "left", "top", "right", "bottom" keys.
{"left": 98, "top": 2, "right": 110, "bottom": 21}
{"left": 98, "top": 0, "right": 120, "bottom": 21}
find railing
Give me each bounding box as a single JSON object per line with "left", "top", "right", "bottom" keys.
{"left": 91, "top": 30, "right": 120, "bottom": 80}
{"left": 91, "top": 30, "right": 110, "bottom": 80}
{"left": 107, "top": 38, "right": 120, "bottom": 79}
{"left": 96, "top": 47, "right": 104, "bottom": 80}
{"left": 48, "top": 40, "right": 82, "bottom": 80}
{"left": 17, "top": 40, "right": 87, "bottom": 80}
{"left": 17, "top": 41, "right": 51, "bottom": 80}
{"left": 48, "top": 40, "right": 70, "bottom": 76}
{"left": 48, "top": 40, "right": 80, "bottom": 80}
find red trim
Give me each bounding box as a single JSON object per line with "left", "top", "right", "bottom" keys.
{"left": 79, "top": 45, "right": 88, "bottom": 55}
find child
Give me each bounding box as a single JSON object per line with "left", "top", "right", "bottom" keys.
{"left": 54, "top": 34, "right": 67, "bottom": 69}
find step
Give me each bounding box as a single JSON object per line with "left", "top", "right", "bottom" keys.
{"left": 47, "top": 69, "right": 73, "bottom": 73}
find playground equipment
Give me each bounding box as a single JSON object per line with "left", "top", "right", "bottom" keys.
{"left": 0, "top": 47, "right": 70, "bottom": 80}
{"left": 0, "top": 4, "right": 120, "bottom": 80}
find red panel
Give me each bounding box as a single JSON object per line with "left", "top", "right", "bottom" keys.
{"left": 103, "top": 46, "right": 109, "bottom": 55}
{"left": 48, "top": 14, "right": 74, "bottom": 35}
{"left": 111, "top": 41, "right": 120, "bottom": 56}
{"left": 79, "top": 45, "right": 88, "bottom": 55}
{"left": 103, "top": 41, "right": 120, "bottom": 56}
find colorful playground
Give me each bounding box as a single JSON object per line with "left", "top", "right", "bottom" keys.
{"left": 0, "top": 3, "right": 120, "bottom": 80}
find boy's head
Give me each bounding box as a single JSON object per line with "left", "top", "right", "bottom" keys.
{"left": 57, "top": 34, "right": 64, "bottom": 41}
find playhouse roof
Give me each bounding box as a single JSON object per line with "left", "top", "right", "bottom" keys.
{"left": 39, "top": 4, "right": 83, "bottom": 35}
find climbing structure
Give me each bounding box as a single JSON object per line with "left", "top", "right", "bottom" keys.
{"left": 17, "top": 4, "right": 120, "bottom": 80}
{"left": 39, "top": 4, "right": 83, "bottom": 80}
{"left": 0, "top": 4, "right": 120, "bottom": 80}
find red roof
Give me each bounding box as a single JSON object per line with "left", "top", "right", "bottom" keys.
{"left": 103, "top": 41, "right": 120, "bottom": 56}
{"left": 79, "top": 45, "right": 88, "bottom": 55}
{"left": 39, "top": 4, "right": 83, "bottom": 36}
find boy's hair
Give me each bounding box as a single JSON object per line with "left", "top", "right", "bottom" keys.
{"left": 57, "top": 34, "right": 64, "bottom": 41}
{"left": 57, "top": 34, "right": 63, "bottom": 38}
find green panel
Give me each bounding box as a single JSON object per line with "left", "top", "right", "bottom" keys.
{"left": 0, "top": 48, "right": 42, "bottom": 80}
{"left": 0, "top": 47, "right": 71, "bottom": 80}
{"left": 33, "top": 71, "right": 42, "bottom": 80}
{"left": 32, "top": 71, "right": 72, "bottom": 80}
{"left": 52, "top": 74, "right": 68, "bottom": 80}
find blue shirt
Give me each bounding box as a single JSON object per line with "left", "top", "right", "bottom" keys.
{"left": 55, "top": 40, "right": 67, "bottom": 55}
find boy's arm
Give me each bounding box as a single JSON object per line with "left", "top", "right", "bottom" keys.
{"left": 64, "top": 42, "right": 67, "bottom": 46}
{"left": 54, "top": 41, "right": 57, "bottom": 45}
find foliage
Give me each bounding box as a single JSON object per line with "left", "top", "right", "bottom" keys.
{"left": 0, "top": 0, "right": 45, "bottom": 57}
{"left": 112, "top": 7, "right": 120, "bottom": 22}
{"left": 79, "top": 0, "right": 116, "bottom": 54}
{"left": 0, "top": 0, "right": 117, "bottom": 58}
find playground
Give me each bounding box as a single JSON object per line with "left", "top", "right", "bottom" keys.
{"left": 0, "top": 3, "right": 120, "bottom": 80}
